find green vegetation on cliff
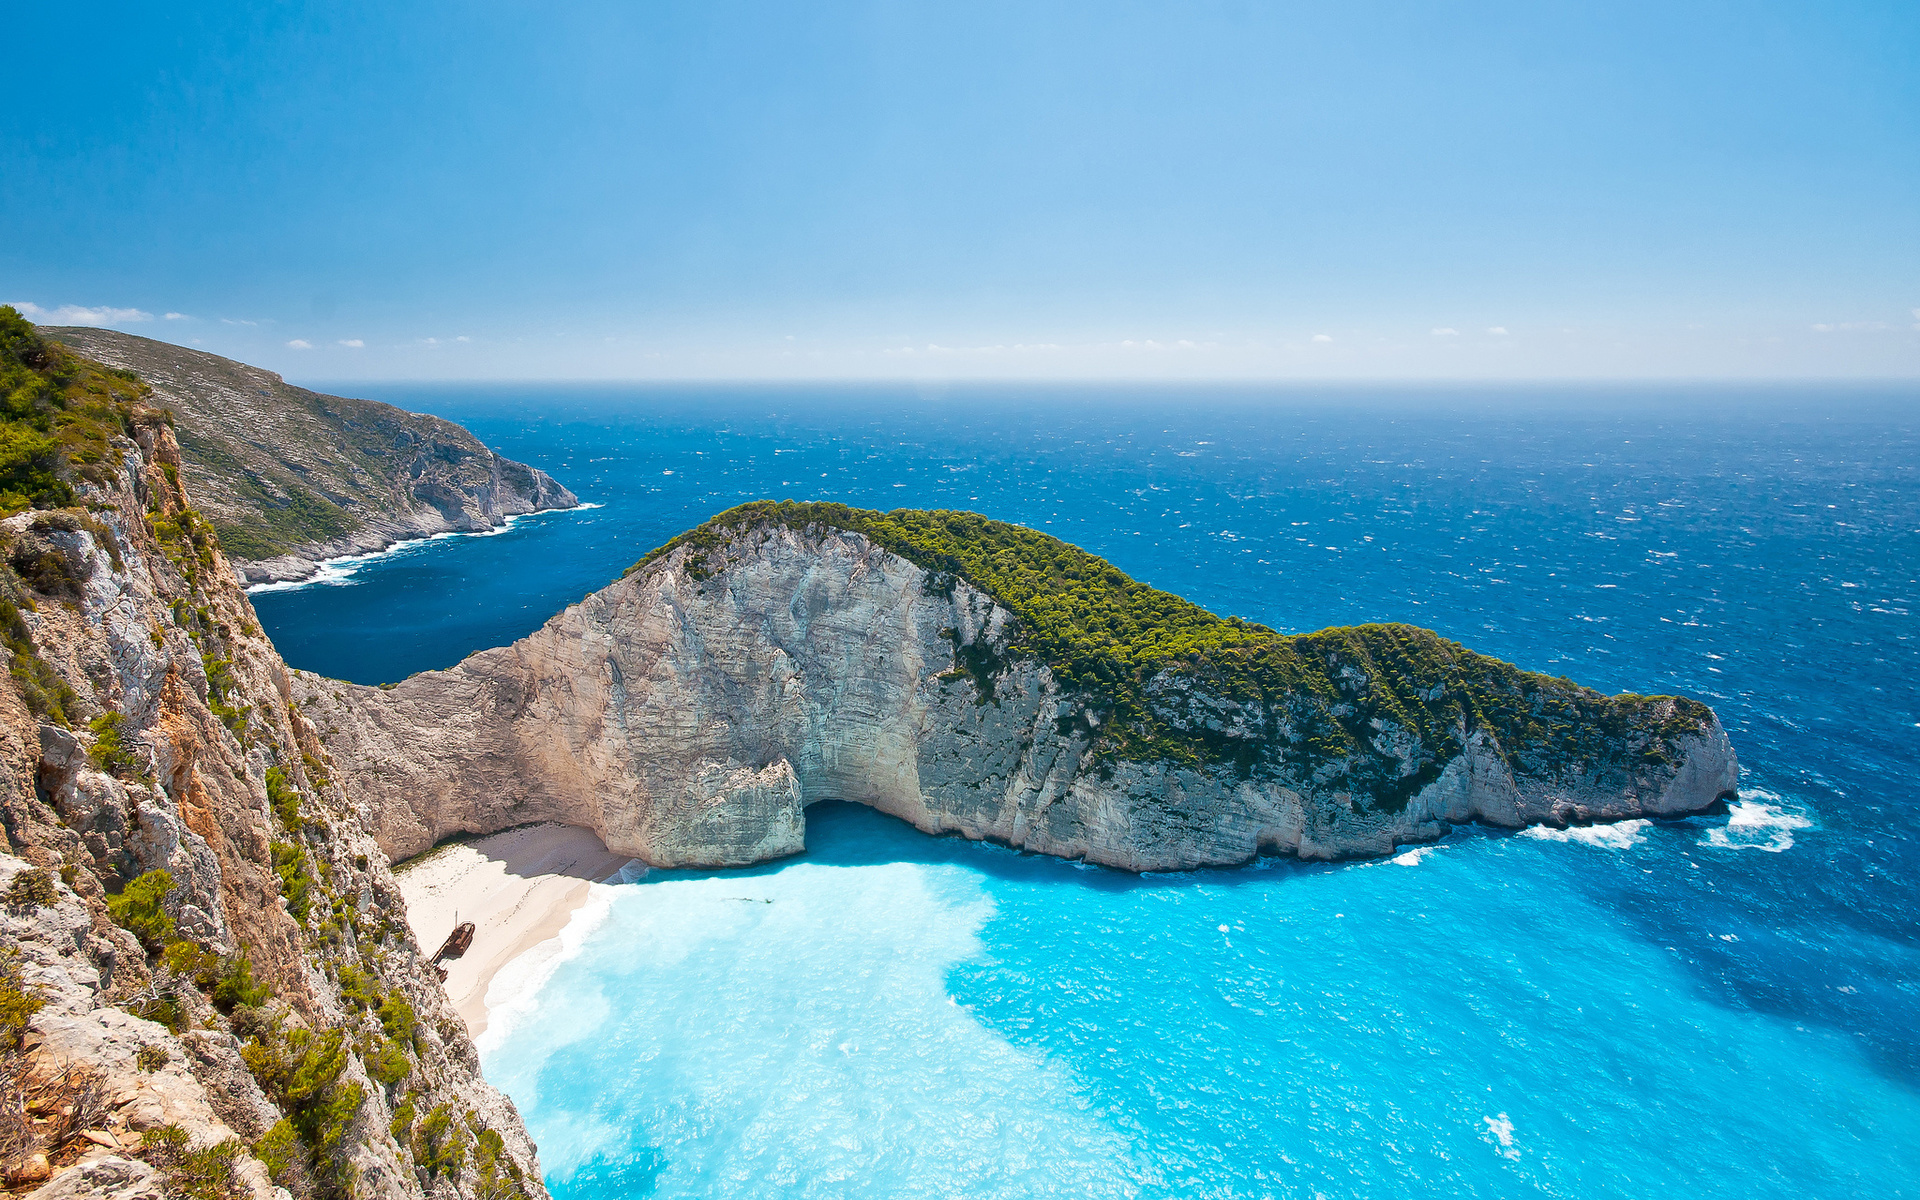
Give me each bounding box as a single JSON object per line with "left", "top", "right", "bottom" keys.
{"left": 0, "top": 305, "right": 146, "bottom": 515}
{"left": 633, "top": 501, "right": 1714, "bottom": 802}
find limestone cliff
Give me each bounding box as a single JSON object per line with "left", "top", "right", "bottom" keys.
{"left": 42, "top": 328, "right": 577, "bottom": 585}
{"left": 0, "top": 315, "right": 543, "bottom": 1200}
{"left": 301, "top": 503, "right": 1739, "bottom": 872}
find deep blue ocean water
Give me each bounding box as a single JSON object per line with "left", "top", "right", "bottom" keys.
{"left": 259, "top": 384, "right": 1920, "bottom": 1198}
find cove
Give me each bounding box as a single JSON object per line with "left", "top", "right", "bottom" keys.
{"left": 479, "top": 801, "right": 1919, "bottom": 1200}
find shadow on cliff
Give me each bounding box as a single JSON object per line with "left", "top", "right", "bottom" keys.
{"left": 637, "top": 799, "right": 1350, "bottom": 895}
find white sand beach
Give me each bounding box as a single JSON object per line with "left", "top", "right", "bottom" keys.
{"left": 392, "top": 823, "right": 636, "bottom": 1036}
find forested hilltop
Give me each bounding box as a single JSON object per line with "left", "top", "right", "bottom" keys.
{"left": 43, "top": 325, "right": 576, "bottom": 583}
{"left": 635, "top": 501, "right": 1716, "bottom": 806}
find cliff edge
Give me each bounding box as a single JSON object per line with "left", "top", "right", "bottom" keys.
{"left": 0, "top": 310, "right": 543, "bottom": 1200}
{"left": 300, "top": 502, "right": 1739, "bottom": 872}
{"left": 42, "top": 328, "right": 577, "bottom": 585}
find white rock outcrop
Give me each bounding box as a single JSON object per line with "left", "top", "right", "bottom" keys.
{"left": 300, "top": 522, "right": 1739, "bottom": 871}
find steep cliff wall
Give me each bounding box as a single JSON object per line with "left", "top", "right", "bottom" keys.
{"left": 0, "top": 316, "right": 544, "bottom": 1200}
{"left": 43, "top": 328, "right": 576, "bottom": 585}
{"left": 301, "top": 506, "right": 1739, "bottom": 872}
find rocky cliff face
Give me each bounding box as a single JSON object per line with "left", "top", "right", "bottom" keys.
{"left": 43, "top": 328, "right": 576, "bottom": 584}
{"left": 0, "top": 355, "right": 544, "bottom": 1197}
{"left": 301, "top": 517, "right": 1739, "bottom": 872}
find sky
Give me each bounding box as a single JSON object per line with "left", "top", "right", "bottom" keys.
{"left": 5, "top": 1, "right": 1918, "bottom": 381}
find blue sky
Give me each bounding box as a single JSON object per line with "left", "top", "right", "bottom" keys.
{"left": 6, "top": 1, "right": 1917, "bottom": 380}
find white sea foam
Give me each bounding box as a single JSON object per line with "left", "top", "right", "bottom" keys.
{"left": 1701, "top": 789, "right": 1813, "bottom": 853}
{"left": 1519, "top": 819, "right": 1649, "bottom": 849}
{"left": 1481, "top": 1112, "right": 1521, "bottom": 1160}
{"left": 1392, "top": 846, "right": 1437, "bottom": 866}
{"left": 474, "top": 882, "right": 618, "bottom": 1056}
{"left": 245, "top": 503, "right": 601, "bottom": 595}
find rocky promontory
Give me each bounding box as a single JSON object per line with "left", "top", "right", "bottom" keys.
{"left": 43, "top": 328, "right": 577, "bottom": 585}
{"left": 300, "top": 502, "right": 1739, "bottom": 872}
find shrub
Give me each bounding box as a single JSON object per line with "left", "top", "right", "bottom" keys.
{"left": 210, "top": 954, "right": 271, "bottom": 1012}
{"left": 0, "top": 600, "right": 78, "bottom": 727}
{"left": 129, "top": 990, "right": 190, "bottom": 1034}
{"left": 87, "top": 711, "right": 141, "bottom": 775}
{"left": 334, "top": 963, "right": 376, "bottom": 1012}
{"left": 43, "top": 1061, "right": 107, "bottom": 1146}
{"left": 175, "top": 1139, "right": 249, "bottom": 1200}
{"left": 162, "top": 939, "right": 219, "bottom": 985}
{"left": 107, "top": 868, "right": 175, "bottom": 951}
{"left": 0, "top": 1057, "right": 31, "bottom": 1167}
{"left": 254, "top": 1117, "right": 310, "bottom": 1197}
{"left": 163, "top": 944, "right": 272, "bottom": 1012}
{"left": 4, "top": 868, "right": 57, "bottom": 910}
{"left": 377, "top": 993, "right": 418, "bottom": 1046}
{"left": 135, "top": 1044, "right": 170, "bottom": 1072}
{"left": 0, "top": 950, "right": 43, "bottom": 1049}
{"left": 471, "top": 1118, "right": 529, "bottom": 1200}
{"left": 242, "top": 1021, "right": 365, "bottom": 1177}
{"left": 387, "top": 1095, "right": 416, "bottom": 1143}
{"left": 140, "top": 1125, "right": 247, "bottom": 1200}
{"left": 363, "top": 1038, "right": 410, "bottom": 1087}
{"left": 270, "top": 842, "right": 313, "bottom": 922}
{"left": 414, "top": 1103, "right": 464, "bottom": 1179}
{"left": 139, "top": 1123, "right": 190, "bottom": 1168}
{"left": 265, "top": 766, "right": 300, "bottom": 827}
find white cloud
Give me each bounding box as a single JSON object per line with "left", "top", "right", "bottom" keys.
{"left": 286, "top": 339, "right": 314, "bottom": 350}
{"left": 1487, "top": 326, "right": 1509, "bottom": 335}
{"left": 8, "top": 301, "right": 153, "bottom": 326}
{"left": 221, "top": 318, "right": 259, "bottom": 326}
{"left": 163, "top": 312, "right": 189, "bottom": 321}
{"left": 1431, "top": 327, "right": 1459, "bottom": 337}
{"left": 1812, "top": 321, "right": 1888, "bottom": 333}
{"left": 454, "top": 335, "right": 471, "bottom": 343}
{"left": 1312, "top": 334, "right": 1333, "bottom": 343}
{"left": 337, "top": 338, "right": 364, "bottom": 348}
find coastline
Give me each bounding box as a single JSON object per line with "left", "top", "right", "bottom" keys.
{"left": 245, "top": 502, "right": 604, "bottom": 595}
{"left": 392, "top": 822, "right": 636, "bottom": 1036}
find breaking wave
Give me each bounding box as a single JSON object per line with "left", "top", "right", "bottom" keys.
{"left": 1518, "top": 818, "right": 1649, "bottom": 849}
{"left": 1701, "top": 789, "right": 1814, "bottom": 853}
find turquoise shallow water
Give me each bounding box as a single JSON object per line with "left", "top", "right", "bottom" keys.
{"left": 259, "top": 384, "right": 1920, "bottom": 1197}
{"left": 478, "top": 803, "right": 1909, "bottom": 1199}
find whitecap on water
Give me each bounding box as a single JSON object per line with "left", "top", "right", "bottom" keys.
{"left": 1700, "top": 789, "right": 1813, "bottom": 853}
{"left": 1518, "top": 819, "right": 1648, "bottom": 849}
{"left": 1481, "top": 1112, "right": 1521, "bottom": 1160}
{"left": 1392, "top": 846, "right": 1437, "bottom": 866}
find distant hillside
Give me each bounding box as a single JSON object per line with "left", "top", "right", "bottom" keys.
{"left": 44, "top": 327, "right": 577, "bottom": 583}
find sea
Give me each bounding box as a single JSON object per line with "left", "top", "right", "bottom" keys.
{"left": 256, "top": 383, "right": 1920, "bottom": 1199}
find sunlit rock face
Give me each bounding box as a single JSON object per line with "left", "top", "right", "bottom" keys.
{"left": 300, "top": 522, "right": 1737, "bottom": 872}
